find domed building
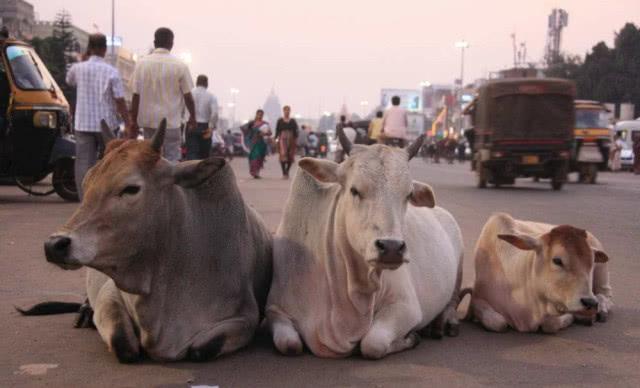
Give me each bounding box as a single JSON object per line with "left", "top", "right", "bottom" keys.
{"left": 263, "top": 88, "right": 282, "bottom": 125}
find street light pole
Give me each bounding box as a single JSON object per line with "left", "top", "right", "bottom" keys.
{"left": 230, "top": 88, "right": 239, "bottom": 127}
{"left": 111, "top": 0, "right": 115, "bottom": 56}
{"left": 454, "top": 40, "right": 469, "bottom": 90}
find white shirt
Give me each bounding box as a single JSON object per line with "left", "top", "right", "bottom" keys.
{"left": 382, "top": 105, "right": 408, "bottom": 139}
{"left": 192, "top": 86, "right": 218, "bottom": 128}
{"left": 131, "top": 48, "right": 194, "bottom": 129}
{"left": 66, "top": 56, "right": 125, "bottom": 132}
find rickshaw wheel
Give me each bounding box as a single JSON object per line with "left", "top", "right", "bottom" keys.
{"left": 52, "top": 158, "right": 79, "bottom": 202}
{"left": 15, "top": 175, "right": 56, "bottom": 196}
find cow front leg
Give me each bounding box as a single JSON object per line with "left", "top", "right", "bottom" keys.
{"left": 187, "top": 317, "right": 256, "bottom": 362}
{"left": 267, "top": 306, "right": 303, "bottom": 356}
{"left": 472, "top": 298, "right": 508, "bottom": 332}
{"left": 595, "top": 293, "right": 613, "bottom": 322}
{"left": 541, "top": 314, "right": 574, "bottom": 334}
{"left": 360, "top": 303, "right": 421, "bottom": 359}
{"left": 93, "top": 281, "right": 140, "bottom": 363}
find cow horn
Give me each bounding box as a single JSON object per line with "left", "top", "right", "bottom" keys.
{"left": 151, "top": 118, "right": 167, "bottom": 152}
{"left": 100, "top": 119, "right": 116, "bottom": 144}
{"left": 406, "top": 134, "right": 426, "bottom": 160}
{"left": 337, "top": 126, "right": 352, "bottom": 155}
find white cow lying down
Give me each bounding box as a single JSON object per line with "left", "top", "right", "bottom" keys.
{"left": 266, "top": 133, "right": 464, "bottom": 359}
{"left": 466, "top": 213, "right": 612, "bottom": 333}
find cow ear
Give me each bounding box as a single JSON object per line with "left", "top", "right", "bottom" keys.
{"left": 410, "top": 181, "right": 435, "bottom": 208}
{"left": 593, "top": 249, "right": 609, "bottom": 263}
{"left": 498, "top": 234, "right": 540, "bottom": 251}
{"left": 298, "top": 158, "right": 339, "bottom": 183}
{"left": 174, "top": 157, "right": 226, "bottom": 188}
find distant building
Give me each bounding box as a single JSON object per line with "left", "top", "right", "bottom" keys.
{"left": 263, "top": 88, "right": 282, "bottom": 124}
{"left": 0, "top": 0, "right": 35, "bottom": 41}
{"left": 106, "top": 46, "right": 136, "bottom": 102}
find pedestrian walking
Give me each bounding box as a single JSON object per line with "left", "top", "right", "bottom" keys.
{"left": 130, "top": 27, "right": 196, "bottom": 163}
{"left": 380, "top": 95, "right": 408, "bottom": 148}
{"left": 632, "top": 131, "right": 640, "bottom": 175}
{"left": 609, "top": 132, "right": 623, "bottom": 172}
{"left": 368, "top": 111, "right": 383, "bottom": 144}
{"left": 241, "top": 109, "right": 271, "bottom": 179}
{"left": 186, "top": 74, "right": 218, "bottom": 160}
{"left": 334, "top": 115, "right": 356, "bottom": 163}
{"left": 65, "top": 33, "right": 130, "bottom": 200}
{"left": 223, "top": 130, "right": 235, "bottom": 160}
{"left": 275, "top": 105, "right": 299, "bottom": 178}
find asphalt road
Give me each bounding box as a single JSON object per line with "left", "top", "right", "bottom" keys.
{"left": 1, "top": 156, "right": 639, "bottom": 388}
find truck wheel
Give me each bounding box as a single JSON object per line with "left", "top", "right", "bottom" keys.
{"left": 587, "top": 164, "right": 598, "bottom": 184}
{"left": 52, "top": 158, "right": 79, "bottom": 202}
{"left": 477, "top": 163, "right": 487, "bottom": 188}
{"left": 551, "top": 167, "right": 565, "bottom": 191}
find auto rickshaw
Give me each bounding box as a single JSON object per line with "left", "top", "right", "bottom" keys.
{"left": 571, "top": 100, "right": 611, "bottom": 183}
{"left": 0, "top": 36, "right": 77, "bottom": 201}
{"left": 464, "top": 78, "right": 575, "bottom": 190}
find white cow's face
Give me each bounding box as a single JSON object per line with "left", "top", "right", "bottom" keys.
{"left": 299, "top": 143, "right": 434, "bottom": 271}
{"left": 498, "top": 225, "right": 609, "bottom": 315}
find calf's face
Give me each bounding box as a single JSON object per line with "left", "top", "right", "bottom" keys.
{"left": 299, "top": 143, "right": 434, "bottom": 271}
{"left": 44, "top": 122, "right": 226, "bottom": 294}
{"left": 498, "top": 225, "right": 609, "bottom": 315}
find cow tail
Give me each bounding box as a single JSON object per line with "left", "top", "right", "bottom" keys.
{"left": 457, "top": 287, "right": 474, "bottom": 321}
{"left": 15, "top": 302, "right": 82, "bottom": 315}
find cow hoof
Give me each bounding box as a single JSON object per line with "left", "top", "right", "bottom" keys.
{"left": 74, "top": 301, "right": 95, "bottom": 329}
{"left": 596, "top": 311, "right": 608, "bottom": 323}
{"left": 111, "top": 329, "right": 140, "bottom": 364}
{"left": 188, "top": 335, "right": 226, "bottom": 362}
{"left": 277, "top": 338, "right": 303, "bottom": 356}
{"left": 407, "top": 332, "right": 421, "bottom": 349}
{"left": 445, "top": 322, "right": 460, "bottom": 337}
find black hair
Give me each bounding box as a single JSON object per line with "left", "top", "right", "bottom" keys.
{"left": 154, "top": 27, "right": 174, "bottom": 49}
{"left": 340, "top": 115, "right": 346, "bottom": 122}
{"left": 87, "top": 33, "right": 107, "bottom": 51}
{"left": 196, "top": 75, "right": 208, "bottom": 88}
{"left": 391, "top": 96, "right": 401, "bottom": 106}
{"left": 376, "top": 111, "right": 383, "bottom": 118}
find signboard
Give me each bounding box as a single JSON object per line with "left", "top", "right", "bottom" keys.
{"left": 380, "top": 89, "right": 421, "bottom": 112}
{"left": 107, "top": 36, "right": 123, "bottom": 47}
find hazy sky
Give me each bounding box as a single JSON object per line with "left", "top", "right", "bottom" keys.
{"left": 31, "top": 0, "right": 640, "bottom": 120}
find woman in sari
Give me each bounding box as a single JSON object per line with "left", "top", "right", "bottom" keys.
{"left": 241, "top": 109, "right": 271, "bottom": 179}
{"left": 275, "top": 105, "right": 299, "bottom": 178}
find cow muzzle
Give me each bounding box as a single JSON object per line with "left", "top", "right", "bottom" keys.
{"left": 44, "top": 235, "right": 81, "bottom": 270}
{"left": 369, "top": 239, "right": 408, "bottom": 270}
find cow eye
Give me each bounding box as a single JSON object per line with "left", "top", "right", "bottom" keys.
{"left": 119, "top": 185, "right": 141, "bottom": 197}
{"left": 552, "top": 257, "right": 564, "bottom": 267}
{"left": 350, "top": 187, "right": 361, "bottom": 198}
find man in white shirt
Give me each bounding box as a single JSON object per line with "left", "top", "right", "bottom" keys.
{"left": 186, "top": 74, "right": 218, "bottom": 160}
{"left": 381, "top": 95, "right": 409, "bottom": 148}
{"left": 130, "top": 27, "right": 195, "bottom": 162}
{"left": 66, "top": 33, "right": 130, "bottom": 200}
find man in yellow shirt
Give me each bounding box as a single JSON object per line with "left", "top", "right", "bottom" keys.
{"left": 130, "top": 27, "right": 196, "bottom": 162}
{"left": 368, "top": 111, "right": 383, "bottom": 144}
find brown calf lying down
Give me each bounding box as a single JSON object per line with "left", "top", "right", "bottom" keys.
{"left": 466, "top": 213, "right": 612, "bottom": 333}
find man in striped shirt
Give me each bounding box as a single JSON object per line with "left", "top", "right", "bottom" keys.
{"left": 66, "top": 33, "right": 130, "bottom": 200}
{"left": 130, "top": 27, "right": 196, "bottom": 162}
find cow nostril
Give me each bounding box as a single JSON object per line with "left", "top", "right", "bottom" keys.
{"left": 375, "top": 240, "right": 386, "bottom": 251}
{"left": 580, "top": 298, "right": 598, "bottom": 309}
{"left": 398, "top": 242, "right": 406, "bottom": 252}
{"left": 45, "top": 236, "right": 72, "bottom": 262}
{"left": 54, "top": 237, "right": 71, "bottom": 251}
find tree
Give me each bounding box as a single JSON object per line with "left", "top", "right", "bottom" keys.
{"left": 29, "top": 10, "right": 78, "bottom": 106}
{"left": 549, "top": 23, "right": 640, "bottom": 117}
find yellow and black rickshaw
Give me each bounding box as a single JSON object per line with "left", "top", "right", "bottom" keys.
{"left": 571, "top": 100, "right": 611, "bottom": 183}
{"left": 0, "top": 36, "right": 77, "bottom": 201}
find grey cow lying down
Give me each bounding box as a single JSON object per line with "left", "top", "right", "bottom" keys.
{"left": 464, "top": 213, "right": 612, "bottom": 333}
{"left": 21, "top": 120, "right": 272, "bottom": 363}
{"left": 266, "top": 132, "right": 464, "bottom": 359}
